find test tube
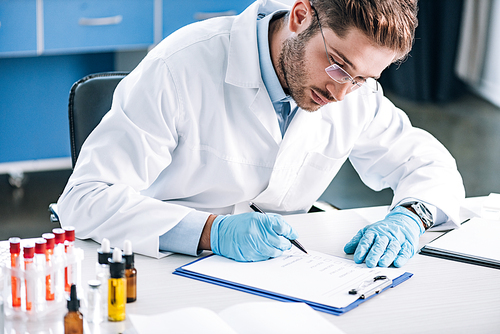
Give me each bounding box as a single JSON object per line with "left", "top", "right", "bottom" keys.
{"left": 64, "top": 227, "right": 76, "bottom": 293}
{"left": 9, "top": 237, "right": 22, "bottom": 308}
{"left": 34, "top": 239, "right": 47, "bottom": 312}
{"left": 42, "top": 233, "right": 55, "bottom": 301}
{"left": 23, "top": 244, "right": 35, "bottom": 311}
{"left": 52, "top": 228, "right": 67, "bottom": 302}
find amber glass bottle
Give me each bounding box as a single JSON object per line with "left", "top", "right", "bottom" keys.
{"left": 64, "top": 284, "right": 83, "bottom": 334}
{"left": 123, "top": 240, "right": 137, "bottom": 303}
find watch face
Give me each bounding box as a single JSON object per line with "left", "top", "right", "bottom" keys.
{"left": 412, "top": 202, "right": 433, "bottom": 229}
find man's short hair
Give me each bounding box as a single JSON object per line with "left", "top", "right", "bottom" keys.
{"left": 311, "top": 0, "right": 418, "bottom": 63}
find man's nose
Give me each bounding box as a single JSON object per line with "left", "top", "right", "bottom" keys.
{"left": 326, "top": 82, "right": 350, "bottom": 102}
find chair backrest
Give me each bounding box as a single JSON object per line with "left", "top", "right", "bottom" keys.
{"left": 68, "top": 72, "right": 128, "bottom": 168}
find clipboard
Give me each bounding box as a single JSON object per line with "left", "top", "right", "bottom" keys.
{"left": 174, "top": 250, "right": 413, "bottom": 316}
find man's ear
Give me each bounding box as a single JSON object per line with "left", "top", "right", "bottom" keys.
{"left": 288, "top": 0, "right": 314, "bottom": 34}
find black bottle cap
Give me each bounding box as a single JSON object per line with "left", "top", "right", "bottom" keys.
{"left": 124, "top": 253, "right": 134, "bottom": 269}
{"left": 97, "top": 238, "right": 112, "bottom": 265}
{"left": 67, "top": 284, "right": 80, "bottom": 312}
{"left": 123, "top": 240, "right": 134, "bottom": 269}
{"left": 109, "top": 259, "right": 125, "bottom": 278}
{"left": 98, "top": 249, "right": 113, "bottom": 265}
{"left": 109, "top": 248, "right": 125, "bottom": 279}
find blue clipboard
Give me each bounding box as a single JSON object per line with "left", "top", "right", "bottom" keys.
{"left": 173, "top": 254, "right": 413, "bottom": 316}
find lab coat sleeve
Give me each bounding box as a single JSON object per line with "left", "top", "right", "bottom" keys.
{"left": 348, "top": 92, "right": 465, "bottom": 228}
{"left": 57, "top": 56, "right": 200, "bottom": 258}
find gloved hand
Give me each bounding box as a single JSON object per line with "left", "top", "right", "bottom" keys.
{"left": 344, "top": 206, "right": 425, "bottom": 268}
{"left": 210, "top": 212, "right": 298, "bottom": 262}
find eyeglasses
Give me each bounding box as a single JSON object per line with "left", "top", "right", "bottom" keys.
{"left": 312, "top": 6, "right": 378, "bottom": 94}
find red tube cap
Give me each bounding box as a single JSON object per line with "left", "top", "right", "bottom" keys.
{"left": 43, "top": 233, "right": 55, "bottom": 250}
{"left": 9, "top": 237, "right": 21, "bottom": 254}
{"left": 35, "top": 239, "right": 47, "bottom": 254}
{"left": 64, "top": 226, "right": 75, "bottom": 242}
{"left": 23, "top": 245, "right": 35, "bottom": 259}
{"left": 52, "top": 228, "right": 65, "bottom": 244}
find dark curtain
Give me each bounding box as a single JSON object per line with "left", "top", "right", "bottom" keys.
{"left": 378, "top": 0, "right": 466, "bottom": 102}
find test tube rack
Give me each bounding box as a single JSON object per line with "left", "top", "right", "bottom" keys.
{"left": 1, "top": 247, "right": 84, "bottom": 321}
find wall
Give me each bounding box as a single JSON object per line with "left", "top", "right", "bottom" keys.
{"left": 469, "top": 0, "right": 500, "bottom": 108}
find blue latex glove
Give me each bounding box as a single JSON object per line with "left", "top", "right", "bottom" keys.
{"left": 210, "top": 212, "right": 298, "bottom": 262}
{"left": 344, "top": 206, "right": 425, "bottom": 268}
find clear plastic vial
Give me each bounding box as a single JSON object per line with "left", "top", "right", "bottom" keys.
{"left": 96, "top": 238, "right": 112, "bottom": 319}
{"left": 86, "top": 280, "right": 102, "bottom": 324}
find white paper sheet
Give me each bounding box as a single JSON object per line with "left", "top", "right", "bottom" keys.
{"left": 183, "top": 249, "right": 405, "bottom": 309}
{"left": 129, "top": 302, "right": 345, "bottom": 334}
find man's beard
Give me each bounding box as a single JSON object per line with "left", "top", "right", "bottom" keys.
{"left": 277, "top": 33, "right": 334, "bottom": 112}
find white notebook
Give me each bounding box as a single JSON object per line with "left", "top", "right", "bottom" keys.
{"left": 420, "top": 217, "right": 500, "bottom": 268}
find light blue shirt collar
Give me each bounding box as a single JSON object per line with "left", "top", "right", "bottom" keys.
{"left": 257, "top": 10, "right": 291, "bottom": 104}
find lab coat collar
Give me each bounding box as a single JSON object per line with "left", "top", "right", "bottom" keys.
{"left": 225, "top": 0, "right": 289, "bottom": 88}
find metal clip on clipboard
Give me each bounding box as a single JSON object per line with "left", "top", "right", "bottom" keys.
{"left": 348, "top": 275, "right": 393, "bottom": 299}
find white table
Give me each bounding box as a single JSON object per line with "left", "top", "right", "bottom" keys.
{"left": 4, "top": 197, "right": 499, "bottom": 333}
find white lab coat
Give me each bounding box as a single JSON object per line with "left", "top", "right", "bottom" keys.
{"left": 57, "top": 0, "right": 465, "bottom": 258}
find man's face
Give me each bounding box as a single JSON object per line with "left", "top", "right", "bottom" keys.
{"left": 277, "top": 24, "right": 396, "bottom": 112}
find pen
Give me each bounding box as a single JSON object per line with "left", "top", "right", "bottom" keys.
{"left": 249, "top": 202, "right": 308, "bottom": 254}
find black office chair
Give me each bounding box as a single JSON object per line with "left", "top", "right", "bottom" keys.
{"left": 68, "top": 71, "right": 129, "bottom": 168}
{"left": 49, "top": 72, "right": 128, "bottom": 222}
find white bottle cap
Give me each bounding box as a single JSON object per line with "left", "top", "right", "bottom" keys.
{"left": 124, "top": 240, "right": 132, "bottom": 256}
{"left": 112, "top": 247, "right": 122, "bottom": 263}
{"left": 101, "top": 238, "right": 111, "bottom": 253}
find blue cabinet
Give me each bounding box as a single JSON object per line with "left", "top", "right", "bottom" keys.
{"left": 44, "top": 0, "right": 154, "bottom": 53}
{"left": 162, "top": 0, "right": 253, "bottom": 37}
{"left": 0, "top": 53, "right": 114, "bottom": 165}
{"left": 0, "top": 0, "right": 37, "bottom": 56}
{"left": 0, "top": 0, "right": 254, "bottom": 174}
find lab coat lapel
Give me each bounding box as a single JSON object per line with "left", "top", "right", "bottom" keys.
{"left": 253, "top": 108, "right": 331, "bottom": 210}
{"left": 225, "top": 0, "right": 286, "bottom": 145}
{"left": 249, "top": 87, "right": 283, "bottom": 145}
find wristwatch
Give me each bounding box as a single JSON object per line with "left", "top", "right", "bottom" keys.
{"left": 403, "top": 202, "right": 434, "bottom": 230}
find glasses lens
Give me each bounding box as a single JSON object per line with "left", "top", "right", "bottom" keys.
{"left": 325, "top": 64, "right": 351, "bottom": 84}
{"left": 326, "top": 65, "right": 379, "bottom": 94}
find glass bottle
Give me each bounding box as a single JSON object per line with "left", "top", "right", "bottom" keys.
{"left": 86, "top": 280, "right": 102, "bottom": 324}
{"left": 123, "top": 240, "right": 137, "bottom": 303}
{"left": 108, "top": 248, "right": 126, "bottom": 322}
{"left": 64, "top": 284, "right": 83, "bottom": 334}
